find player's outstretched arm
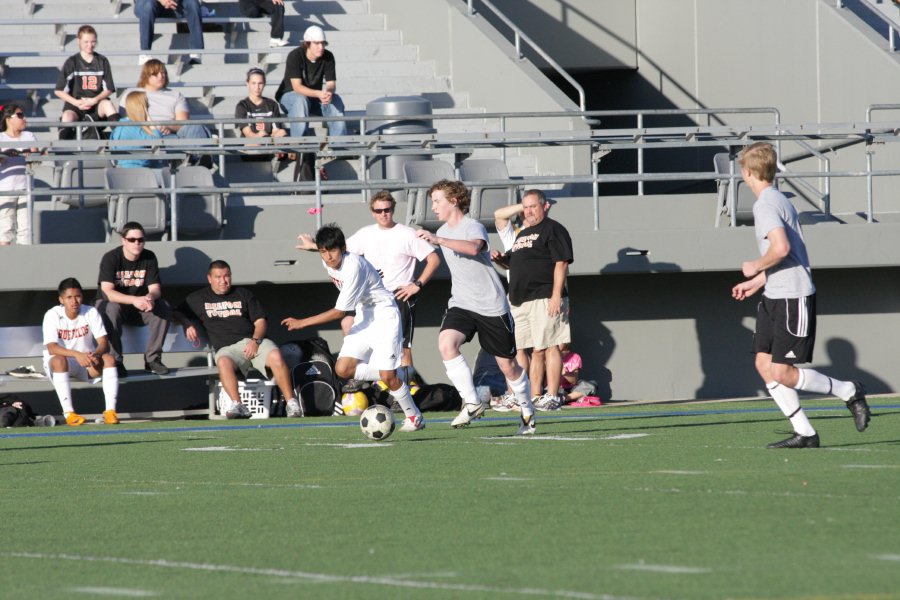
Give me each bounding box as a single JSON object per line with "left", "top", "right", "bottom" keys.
{"left": 282, "top": 308, "right": 346, "bottom": 331}
{"left": 295, "top": 233, "right": 318, "bottom": 252}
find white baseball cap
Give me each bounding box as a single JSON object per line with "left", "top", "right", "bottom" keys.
{"left": 303, "top": 26, "right": 327, "bottom": 43}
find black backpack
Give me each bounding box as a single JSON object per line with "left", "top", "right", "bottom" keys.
{"left": 290, "top": 337, "right": 340, "bottom": 416}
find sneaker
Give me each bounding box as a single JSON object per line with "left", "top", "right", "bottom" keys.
{"left": 766, "top": 432, "right": 820, "bottom": 449}
{"left": 65, "top": 412, "right": 86, "bottom": 426}
{"left": 846, "top": 382, "right": 870, "bottom": 432}
{"left": 138, "top": 54, "right": 152, "bottom": 65}
{"left": 7, "top": 365, "right": 45, "bottom": 379}
{"left": 103, "top": 409, "right": 120, "bottom": 425}
{"left": 115, "top": 362, "right": 128, "bottom": 378}
{"left": 451, "top": 403, "right": 486, "bottom": 428}
{"left": 286, "top": 399, "right": 302, "bottom": 418}
{"left": 145, "top": 360, "right": 170, "bottom": 376}
{"left": 533, "top": 393, "right": 561, "bottom": 412}
{"left": 517, "top": 413, "right": 536, "bottom": 436}
{"left": 226, "top": 402, "right": 252, "bottom": 419}
{"left": 490, "top": 393, "right": 520, "bottom": 413}
{"left": 399, "top": 414, "right": 426, "bottom": 432}
{"left": 189, "top": 53, "right": 202, "bottom": 65}
{"left": 269, "top": 37, "right": 289, "bottom": 47}
{"left": 35, "top": 415, "right": 56, "bottom": 427}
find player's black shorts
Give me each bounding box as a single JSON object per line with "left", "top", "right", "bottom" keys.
{"left": 440, "top": 306, "right": 517, "bottom": 359}
{"left": 398, "top": 296, "right": 416, "bottom": 349}
{"left": 752, "top": 294, "right": 817, "bottom": 365}
{"left": 62, "top": 103, "right": 102, "bottom": 121}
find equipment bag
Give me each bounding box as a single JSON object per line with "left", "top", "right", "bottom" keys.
{"left": 289, "top": 337, "right": 340, "bottom": 416}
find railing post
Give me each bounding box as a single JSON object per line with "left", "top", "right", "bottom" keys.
{"left": 637, "top": 113, "right": 644, "bottom": 196}
{"left": 592, "top": 144, "right": 599, "bottom": 231}
{"left": 866, "top": 147, "right": 874, "bottom": 223}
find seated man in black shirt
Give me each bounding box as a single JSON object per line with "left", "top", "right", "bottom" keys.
{"left": 173, "top": 259, "right": 300, "bottom": 419}
{"left": 96, "top": 222, "right": 171, "bottom": 376}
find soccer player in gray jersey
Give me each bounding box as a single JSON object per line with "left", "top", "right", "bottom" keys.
{"left": 417, "top": 180, "right": 536, "bottom": 435}
{"left": 731, "top": 142, "right": 870, "bottom": 448}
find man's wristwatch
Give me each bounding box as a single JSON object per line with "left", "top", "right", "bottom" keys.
{"left": 414, "top": 279, "right": 425, "bottom": 289}
{"left": 252, "top": 337, "right": 263, "bottom": 345}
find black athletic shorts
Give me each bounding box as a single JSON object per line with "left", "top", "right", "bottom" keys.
{"left": 439, "top": 306, "right": 517, "bottom": 359}
{"left": 62, "top": 103, "right": 102, "bottom": 121}
{"left": 752, "top": 294, "right": 817, "bottom": 365}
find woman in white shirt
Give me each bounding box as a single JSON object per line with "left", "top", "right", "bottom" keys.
{"left": 0, "top": 103, "right": 38, "bottom": 245}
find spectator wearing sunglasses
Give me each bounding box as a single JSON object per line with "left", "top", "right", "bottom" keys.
{"left": 0, "top": 104, "right": 38, "bottom": 246}
{"left": 95, "top": 221, "right": 172, "bottom": 377}
{"left": 341, "top": 190, "right": 440, "bottom": 380}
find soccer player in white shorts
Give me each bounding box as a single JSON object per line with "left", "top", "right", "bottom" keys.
{"left": 42, "top": 277, "right": 120, "bottom": 426}
{"left": 285, "top": 224, "right": 425, "bottom": 432}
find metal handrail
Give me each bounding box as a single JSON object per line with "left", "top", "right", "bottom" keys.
{"left": 465, "top": 0, "right": 586, "bottom": 113}
{"left": 838, "top": 0, "right": 900, "bottom": 51}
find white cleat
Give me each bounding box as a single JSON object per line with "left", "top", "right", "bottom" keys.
{"left": 285, "top": 399, "right": 302, "bottom": 418}
{"left": 516, "top": 412, "right": 536, "bottom": 436}
{"left": 399, "top": 415, "right": 426, "bottom": 432}
{"left": 451, "top": 403, "right": 486, "bottom": 428}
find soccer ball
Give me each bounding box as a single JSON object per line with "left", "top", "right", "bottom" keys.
{"left": 341, "top": 391, "right": 369, "bottom": 416}
{"left": 359, "top": 405, "right": 395, "bottom": 441}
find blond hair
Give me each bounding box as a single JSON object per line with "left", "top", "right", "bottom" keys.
{"left": 738, "top": 142, "right": 777, "bottom": 183}
{"left": 124, "top": 91, "right": 155, "bottom": 136}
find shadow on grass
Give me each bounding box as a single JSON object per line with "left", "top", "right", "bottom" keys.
{"left": 0, "top": 439, "right": 180, "bottom": 452}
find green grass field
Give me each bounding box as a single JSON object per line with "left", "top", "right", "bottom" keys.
{"left": 1, "top": 397, "right": 898, "bottom": 600}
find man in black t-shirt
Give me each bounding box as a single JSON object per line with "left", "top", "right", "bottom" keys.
{"left": 96, "top": 222, "right": 172, "bottom": 377}
{"left": 491, "top": 190, "right": 574, "bottom": 411}
{"left": 275, "top": 25, "right": 347, "bottom": 138}
{"left": 54, "top": 25, "right": 119, "bottom": 140}
{"left": 173, "top": 260, "right": 300, "bottom": 419}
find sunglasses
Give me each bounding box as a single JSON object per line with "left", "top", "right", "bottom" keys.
{"left": 10, "top": 113, "right": 25, "bottom": 119}
{"left": 124, "top": 237, "right": 145, "bottom": 244}
{"left": 372, "top": 207, "right": 394, "bottom": 214}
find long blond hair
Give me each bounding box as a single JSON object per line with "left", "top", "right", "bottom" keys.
{"left": 124, "top": 91, "right": 155, "bottom": 136}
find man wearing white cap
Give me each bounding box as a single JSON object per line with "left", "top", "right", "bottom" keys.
{"left": 275, "top": 25, "right": 347, "bottom": 138}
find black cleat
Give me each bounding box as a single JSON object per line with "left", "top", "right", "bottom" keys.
{"left": 767, "top": 432, "right": 820, "bottom": 449}
{"left": 115, "top": 362, "right": 128, "bottom": 378}
{"left": 846, "top": 382, "right": 870, "bottom": 432}
{"left": 145, "top": 360, "right": 170, "bottom": 376}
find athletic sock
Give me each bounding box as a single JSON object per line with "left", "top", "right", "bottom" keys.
{"left": 352, "top": 362, "right": 382, "bottom": 383}
{"left": 51, "top": 372, "right": 74, "bottom": 414}
{"left": 388, "top": 383, "right": 421, "bottom": 419}
{"left": 507, "top": 371, "right": 534, "bottom": 416}
{"left": 443, "top": 355, "right": 478, "bottom": 406}
{"left": 102, "top": 367, "right": 119, "bottom": 411}
{"left": 795, "top": 368, "right": 855, "bottom": 401}
{"left": 768, "top": 381, "right": 815, "bottom": 437}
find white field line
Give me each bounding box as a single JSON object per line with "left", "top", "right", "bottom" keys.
{"left": 614, "top": 564, "right": 712, "bottom": 574}
{"left": 480, "top": 433, "right": 650, "bottom": 442}
{"left": 651, "top": 471, "right": 707, "bottom": 475}
{"left": 841, "top": 464, "right": 900, "bottom": 469}
{"left": 622, "top": 486, "right": 874, "bottom": 500}
{"left": 3, "top": 552, "right": 644, "bottom": 600}
{"left": 304, "top": 442, "right": 393, "bottom": 449}
{"left": 75, "top": 479, "right": 322, "bottom": 490}
{"left": 182, "top": 446, "right": 270, "bottom": 452}
{"left": 70, "top": 587, "right": 159, "bottom": 597}
{"left": 873, "top": 554, "right": 900, "bottom": 561}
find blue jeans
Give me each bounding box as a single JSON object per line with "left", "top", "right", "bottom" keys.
{"left": 135, "top": 0, "right": 205, "bottom": 51}
{"left": 280, "top": 92, "right": 347, "bottom": 137}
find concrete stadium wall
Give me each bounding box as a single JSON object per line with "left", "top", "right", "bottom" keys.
{"left": 371, "top": 0, "right": 591, "bottom": 181}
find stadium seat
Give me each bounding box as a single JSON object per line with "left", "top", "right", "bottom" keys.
{"left": 459, "top": 158, "right": 517, "bottom": 224}
{"left": 403, "top": 159, "right": 455, "bottom": 230}
{"left": 104, "top": 167, "right": 168, "bottom": 239}
{"left": 161, "top": 166, "right": 225, "bottom": 238}
{"left": 713, "top": 152, "right": 755, "bottom": 226}
{"left": 52, "top": 160, "right": 114, "bottom": 210}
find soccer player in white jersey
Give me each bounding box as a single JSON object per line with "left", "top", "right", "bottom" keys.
{"left": 286, "top": 224, "right": 425, "bottom": 432}
{"left": 731, "top": 142, "right": 870, "bottom": 448}
{"left": 417, "top": 179, "right": 536, "bottom": 435}
{"left": 42, "top": 277, "right": 120, "bottom": 426}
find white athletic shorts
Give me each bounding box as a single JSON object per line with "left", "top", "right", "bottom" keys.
{"left": 339, "top": 302, "right": 402, "bottom": 371}
{"left": 43, "top": 357, "right": 96, "bottom": 382}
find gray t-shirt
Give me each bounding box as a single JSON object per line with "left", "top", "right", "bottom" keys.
{"left": 120, "top": 87, "right": 190, "bottom": 121}
{"left": 437, "top": 216, "right": 509, "bottom": 316}
{"left": 753, "top": 186, "right": 815, "bottom": 299}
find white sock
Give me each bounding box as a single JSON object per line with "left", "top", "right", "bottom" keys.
{"left": 795, "top": 368, "right": 855, "bottom": 401}
{"left": 389, "top": 383, "right": 421, "bottom": 419}
{"left": 52, "top": 371, "right": 74, "bottom": 414}
{"left": 768, "top": 381, "right": 815, "bottom": 437}
{"left": 102, "top": 367, "right": 118, "bottom": 411}
{"left": 443, "top": 355, "right": 478, "bottom": 406}
{"left": 353, "top": 362, "right": 382, "bottom": 383}
{"left": 507, "top": 371, "right": 534, "bottom": 416}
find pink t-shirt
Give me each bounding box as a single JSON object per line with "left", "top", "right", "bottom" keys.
{"left": 561, "top": 351, "right": 582, "bottom": 390}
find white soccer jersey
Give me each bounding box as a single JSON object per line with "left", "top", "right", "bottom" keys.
{"left": 325, "top": 252, "right": 396, "bottom": 312}
{"left": 345, "top": 223, "right": 435, "bottom": 291}
{"left": 41, "top": 304, "right": 107, "bottom": 362}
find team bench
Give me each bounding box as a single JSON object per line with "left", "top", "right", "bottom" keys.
{"left": 0, "top": 324, "right": 222, "bottom": 419}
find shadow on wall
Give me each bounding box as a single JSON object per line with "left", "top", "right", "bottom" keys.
{"left": 815, "top": 337, "right": 891, "bottom": 395}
